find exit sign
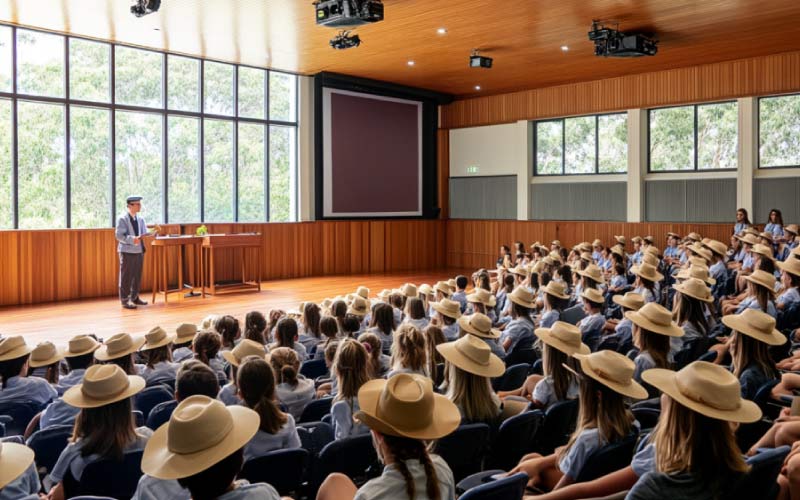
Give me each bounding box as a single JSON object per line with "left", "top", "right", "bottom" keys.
{"left": 466, "top": 165, "right": 480, "bottom": 174}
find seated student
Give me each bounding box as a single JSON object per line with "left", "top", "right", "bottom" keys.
{"left": 388, "top": 293, "right": 406, "bottom": 327}
{"left": 139, "top": 395, "right": 280, "bottom": 500}
{"left": 626, "top": 302, "right": 683, "bottom": 394}
{"left": 268, "top": 317, "right": 308, "bottom": 362}
{"left": 236, "top": 356, "right": 301, "bottom": 461}
{"left": 631, "top": 263, "right": 662, "bottom": 304}
{"left": 437, "top": 334, "right": 506, "bottom": 425}
{"left": 465, "top": 288, "right": 497, "bottom": 324}
{"left": 94, "top": 332, "right": 146, "bottom": 375}
{"left": 26, "top": 341, "right": 64, "bottom": 387}
{"left": 315, "top": 317, "right": 339, "bottom": 360}
{"left": 39, "top": 336, "right": 101, "bottom": 430}
{"left": 387, "top": 324, "right": 429, "bottom": 378}
{"left": 499, "top": 322, "right": 585, "bottom": 409}
{"left": 417, "top": 284, "right": 434, "bottom": 319}
{"left": 0, "top": 441, "right": 40, "bottom": 500}
{"left": 192, "top": 329, "right": 227, "bottom": 382}
{"left": 577, "top": 288, "right": 607, "bottom": 352}
{"left": 347, "top": 296, "right": 371, "bottom": 331}
{"left": 315, "top": 341, "right": 341, "bottom": 398}
{"left": 500, "top": 287, "right": 537, "bottom": 357}
{"left": 430, "top": 299, "right": 461, "bottom": 341}
{"left": 451, "top": 275, "right": 469, "bottom": 313}
{"left": 704, "top": 239, "right": 728, "bottom": 284}
{"left": 576, "top": 264, "right": 605, "bottom": 297}
{"left": 269, "top": 347, "right": 315, "bottom": 420}
{"left": 404, "top": 297, "right": 431, "bottom": 331}
{"left": 215, "top": 315, "right": 241, "bottom": 351}
{"left": 48, "top": 364, "right": 150, "bottom": 500}
{"left": 538, "top": 281, "right": 570, "bottom": 329}
{"left": 171, "top": 324, "right": 198, "bottom": 363}
{"left": 603, "top": 292, "right": 645, "bottom": 352}
{"left": 457, "top": 313, "right": 505, "bottom": 360}
{"left": 765, "top": 208, "right": 785, "bottom": 240}
{"left": 243, "top": 311, "right": 267, "bottom": 345}
{"left": 330, "top": 339, "right": 372, "bottom": 440}
{"left": 0, "top": 336, "right": 58, "bottom": 406}
{"left": 495, "top": 273, "right": 516, "bottom": 317}
{"left": 607, "top": 263, "right": 628, "bottom": 294}
{"left": 140, "top": 326, "right": 179, "bottom": 386}
{"left": 367, "top": 303, "right": 396, "bottom": 352}
{"left": 359, "top": 332, "right": 390, "bottom": 379}
{"left": 721, "top": 308, "right": 785, "bottom": 400}
{"left": 670, "top": 278, "right": 713, "bottom": 355}
{"left": 219, "top": 340, "right": 267, "bottom": 406}
{"left": 316, "top": 373, "right": 459, "bottom": 500}
{"left": 423, "top": 326, "right": 446, "bottom": 384}
{"left": 776, "top": 257, "right": 800, "bottom": 310}
{"left": 625, "top": 362, "right": 760, "bottom": 499}
{"left": 732, "top": 269, "right": 778, "bottom": 317}
{"left": 341, "top": 315, "right": 364, "bottom": 340}
{"left": 508, "top": 350, "right": 645, "bottom": 492}
{"left": 298, "top": 302, "right": 323, "bottom": 352}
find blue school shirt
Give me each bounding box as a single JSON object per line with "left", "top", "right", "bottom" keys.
{"left": 709, "top": 260, "right": 727, "bottom": 283}
{"left": 218, "top": 383, "right": 241, "bottom": 406}
{"left": 54, "top": 369, "right": 86, "bottom": 396}
{"left": 404, "top": 317, "right": 430, "bottom": 331}
{"left": 539, "top": 310, "right": 560, "bottom": 329}
{"left": 610, "top": 274, "right": 627, "bottom": 290}
{"left": 765, "top": 223, "right": 784, "bottom": 239}
{"left": 734, "top": 222, "right": 749, "bottom": 235}
{"left": 243, "top": 414, "right": 301, "bottom": 462}
{"left": 481, "top": 337, "right": 506, "bottom": 360}
{"left": 532, "top": 376, "right": 579, "bottom": 408}
{"left": 738, "top": 363, "right": 774, "bottom": 401}
{"left": 354, "top": 455, "right": 455, "bottom": 500}
{"left": 133, "top": 474, "right": 190, "bottom": 500}
{"left": 331, "top": 397, "right": 370, "bottom": 440}
{"left": 0, "top": 462, "right": 40, "bottom": 500}
{"left": 40, "top": 398, "right": 80, "bottom": 429}
{"left": 778, "top": 287, "right": 800, "bottom": 308}
{"left": 500, "top": 318, "right": 535, "bottom": 354}
{"left": 51, "top": 428, "right": 152, "bottom": 483}
{"left": 634, "top": 286, "right": 656, "bottom": 304}
{"left": 275, "top": 376, "right": 315, "bottom": 420}
{"left": 141, "top": 361, "right": 179, "bottom": 386}
{"left": 442, "top": 322, "right": 459, "bottom": 342}
{"left": 736, "top": 296, "right": 777, "bottom": 318}
{"left": 172, "top": 346, "right": 193, "bottom": 363}
{"left": 368, "top": 326, "right": 394, "bottom": 352}
{"left": 0, "top": 376, "right": 57, "bottom": 406}
{"left": 451, "top": 291, "right": 468, "bottom": 313}
{"left": 578, "top": 313, "right": 606, "bottom": 351}
{"left": 663, "top": 246, "right": 679, "bottom": 259}
{"left": 633, "top": 352, "right": 657, "bottom": 383}
{"left": 605, "top": 318, "right": 634, "bottom": 351}
{"left": 558, "top": 428, "right": 606, "bottom": 479}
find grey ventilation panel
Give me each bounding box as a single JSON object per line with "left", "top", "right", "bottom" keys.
{"left": 754, "top": 177, "right": 800, "bottom": 223}
{"left": 645, "top": 178, "right": 735, "bottom": 222}
{"left": 529, "top": 182, "right": 626, "bottom": 221}
{"left": 449, "top": 175, "right": 517, "bottom": 220}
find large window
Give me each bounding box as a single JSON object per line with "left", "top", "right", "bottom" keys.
{"left": 0, "top": 24, "right": 299, "bottom": 228}
{"left": 534, "top": 113, "right": 627, "bottom": 175}
{"left": 649, "top": 102, "right": 737, "bottom": 172}
{"left": 759, "top": 94, "right": 800, "bottom": 168}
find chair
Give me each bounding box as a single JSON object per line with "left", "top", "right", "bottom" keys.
{"left": 491, "top": 363, "right": 530, "bottom": 392}
{"left": 739, "top": 445, "right": 791, "bottom": 500}
{"left": 132, "top": 410, "right": 145, "bottom": 428}
{"left": 697, "top": 350, "right": 718, "bottom": 363}
{"left": 505, "top": 347, "right": 538, "bottom": 367}
{"left": 311, "top": 434, "right": 379, "bottom": 495}
{"left": 434, "top": 423, "right": 491, "bottom": 482}
{"left": 457, "top": 471, "right": 529, "bottom": 500}
{"left": 146, "top": 400, "right": 177, "bottom": 430}
{"left": 561, "top": 305, "right": 586, "bottom": 325}
{"left": 533, "top": 399, "right": 579, "bottom": 455}
{"left": 64, "top": 450, "right": 144, "bottom": 500}
{"left": 486, "top": 410, "right": 544, "bottom": 471}
{"left": 299, "top": 397, "right": 333, "bottom": 423}
{"left": 529, "top": 359, "right": 543, "bottom": 375}
{"left": 147, "top": 378, "right": 176, "bottom": 391}
{"left": 631, "top": 407, "right": 661, "bottom": 430}
{"left": 297, "top": 421, "right": 335, "bottom": 458}
{"left": 574, "top": 431, "right": 639, "bottom": 482}
{"left": 134, "top": 385, "right": 173, "bottom": 420}
{"left": 300, "top": 358, "right": 328, "bottom": 380}
{"left": 26, "top": 424, "right": 72, "bottom": 479}
{"left": 0, "top": 400, "right": 44, "bottom": 436}
{"left": 239, "top": 448, "right": 309, "bottom": 495}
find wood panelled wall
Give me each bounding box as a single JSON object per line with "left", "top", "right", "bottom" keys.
{"left": 441, "top": 50, "right": 800, "bottom": 129}
{"left": 446, "top": 220, "right": 734, "bottom": 270}
{"left": 0, "top": 220, "right": 446, "bottom": 307}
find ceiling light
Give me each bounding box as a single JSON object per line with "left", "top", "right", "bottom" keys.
{"left": 437, "top": 27, "right": 447, "bottom": 35}
{"left": 407, "top": 60, "right": 415, "bottom": 66}
{"left": 474, "top": 85, "right": 481, "bottom": 91}
{"left": 561, "top": 45, "right": 569, "bottom": 52}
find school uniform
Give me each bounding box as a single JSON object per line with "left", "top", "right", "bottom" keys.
{"left": 558, "top": 428, "right": 609, "bottom": 479}
{"left": 539, "top": 310, "right": 560, "bottom": 329}
{"left": 670, "top": 322, "right": 706, "bottom": 356}
{"left": 500, "top": 318, "right": 535, "bottom": 355}
{"left": 354, "top": 454, "right": 455, "bottom": 500}
{"left": 379, "top": 354, "right": 391, "bottom": 375}
{"left": 451, "top": 291, "right": 468, "bottom": 313}
{"left": 50, "top": 428, "right": 152, "bottom": 484}
{"left": 733, "top": 247, "right": 746, "bottom": 263}
{"left": 218, "top": 482, "right": 281, "bottom": 500}
{"left": 209, "top": 356, "right": 229, "bottom": 382}
{"left": 54, "top": 369, "right": 86, "bottom": 396}
{"left": 218, "top": 383, "right": 241, "bottom": 406}
{"left": 132, "top": 475, "right": 190, "bottom": 500}
{"left": 633, "top": 286, "right": 656, "bottom": 304}
{"left": 298, "top": 333, "right": 323, "bottom": 353}
{"left": 663, "top": 246, "right": 679, "bottom": 260}
{"left": 735, "top": 296, "right": 777, "bottom": 318}
{"left": 331, "top": 397, "right": 370, "bottom": 440}
{"left": 631, "top": 251, "right": 643, "bottom": 266}
{"left": 778, "top": 287, "right": 800, "bottom": 308}
{"left": 0, "top": 375, "right": 58, "bottom": 406}
{"left": 385, "top": 367, "right": 429, "bottom": 379}
{"left": 172, "top": 346, "right": 193, "bottom": 363}
{"left": 393, "top": 307, "right": 404, "bottom": 326}
{"left": 633, "top": 351, "right": 657, "bottom": 383}
{"left": 532, "top": 376, "right": 579, "bottom": 408}
{"left": 141, "top": 361, "right": 179, "bottom": 386}
{"left": 404, "top": 317, "right": 430, "bottom": 331}
{"left": 243, "top": 414, "right": 302, "bottom": 462}
{"left": 742, "top": 252, "right": 755, "bottom": 271}
{"left": 40, "top": 398, "right": 81, "bottom": 429}
{"left": 765, "top": 223, "right": 784, "bottom": 239}
{"left": 275, "top": 376, "right": 316, "bottom": 420}
{"left": 441, "top": 323, "right": 459, "bottom": 342}
{"left": 480, "top": 337, "right": 506, "bottom": 360}
{"left": 738, "top": 363, "right": 775, "bottom": 401}
{"left": 709, "top": 260, "right": 727, "bottom": 283}
{"left": 367, "top": 326, "right": 395, "bottom": 352}
{"left": 603, "top": 318, "right": 634, "bottom": 353}
{"left": 0, "top": 462, "right": 40, "bottom": 500}
{"left": 578, "top": 313, "right": 606, "bottom": 351}
{"left": 609, "top": 274, "right": 627, "bottom": 290}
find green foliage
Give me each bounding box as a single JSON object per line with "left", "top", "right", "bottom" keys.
{"left": 650, "top": 106, "right": 694, "bottom": 171}
{"left": 0, "top": 27, "right": 12, "bottom": 91}
{"left": 537, "top": 114, "right": 628, "bottom": 174}
{"left": 70, "top": 107, "right": 111, "bottom": 228}
{"left": 598, "top": 114, "right": 627, "bottom": 173}
{"left": 270, "top": 72, "right": 296, "bottom": 122}
{"left": 760, "top": 95, "right": 800, "bottom": 167}
{"left": 204, "top": 119, "right": 234, "bottom": 222}
{"left": 239, "top": 67, "right": 266, "bottom": 119}
{"left": 565, "top": 116, "right": 595, "bottom": 174}
{"left": 536, "top": 121, "right": 562, "bottom": 174}
{"left": 69, "top": 39, "right": 110, "bottom": 102}
{"left": 168, "top": 56, "right": 200, "bottom": 112}
{"left": 115, "top": 47, "right": 162, "bottom": 108}
{"left": 116, "top": 111, "right": 163, "bottom": 222}
{"left": 269, "top": 126, "right": 295, "bottom": 222}
{"left": 168, "top": 116, "right": 200, "bottom": 222}
{"left": 238, "top": 123, "right": 266, "bottom": 222}
{"left": 0, "top": 99, "right": 12, "bottom": 228}
{"left": 17, "top": 30, "right": 64, "bottom": 97}
{"left": 204, "top": 62, "right": 234, "bottom": 116}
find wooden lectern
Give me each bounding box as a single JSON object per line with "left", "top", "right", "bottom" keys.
{"left": 150, "top": 235, "right": 203, "bottom": 304}
{"left": 201, "top": 233, "right": 262, "bottom": 296}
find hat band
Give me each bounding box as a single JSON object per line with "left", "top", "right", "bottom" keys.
{"left": 469, "top": 320, "right": 490, "bottom": 336}
{"left": 171, "top": 416, "right": 232, "bottom": 454}
{"left": 592, "top": 366, "right": 632, "bottom": 387}
{"left": 455, "top": 343, "right": 490, "bottom": 367}
{"left": 82, "top": 379, "right": 131, "bottom": 400}
{"left": 675, "top": 376, "right": 739, "bottom": 412}
{"left": 107, "top": 341, "right": 132, "bottom": 355}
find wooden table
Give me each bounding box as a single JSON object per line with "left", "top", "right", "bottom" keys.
{"left": 201, "top": 233, "right": 262, "bottom": 296}
{"left": 150, "top": 235, "right": 204, "bottom": 304}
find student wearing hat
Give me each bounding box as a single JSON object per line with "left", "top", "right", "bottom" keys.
{"left": 702, "top": 239, "right": 728, "bottom": 284}
{"left": 538, "top": 281, "right": 570, "bottom": 329}
{"left": 458, "top": 313, "right": 505, "bottom": 360}
{"left": 330, "top": 338, "right": 372, "bottom": 440}
{"left": 48, "top": 364, "right": 150, "bottom": 500}
{"left": 387, "top": 324, "right": 429, "bottom": 379}
{"left": 722, "top": 309, "right": 785, "bottom": 400}
{"left": 603, "top": 292, "right": 646, "bottom": 354}
{"left": 576, "top": 264, "right": 605, "bottom": 297}
{"left": 218, "top": 340, "right": 267, "bottom": 406}
{"left": 671, "top": 278, "right": 714, "bottom": 359}
{"left": 316, "top": 373, "right": 459, "bottom": 500}
{"left": 403, "top": 297, "right": 431, "bottom": 332}
{"left": 785, "top": 223, "right": 800, "bottom": 252}
{"left": 465, "top": 288, "right": 497, "bottom": 325}
{"left": 27, "top": 340, "right": 66, "bottom": 384}
{"left": 777, "top": 257, "right": 800, "bottom": 310}
{"left": 497, "top": 245, "right": 513, "bottom": 269}
{"left": 0, "top": 336, "right": 58, "bottom": 405}
{"left": 631, "top": 263, "right": 662, "bottom": 304}
{"left": 140, "top": 326, "right": 179, "bottom": 386}
{"left": 172, "top": 323, "right": 198, "bottom": 363}
{"left": 591, "top": 239, "right": 604, "bottom": 262}
{"left": 607, "top": 262, "right": 627, "bottom": 295}
{"left": 95, "top": 332, "right": 146, "bottom": 375}
{"left": 626, "top": 303, "right": 683, "bottom": 395}
{"left": 495, "top": 273, "right": 516, "bottom": 321}
{"left": 731, "top": 269, "right": 778, "bottom": 318}
{"left": 417, "top": 284, "right": 434, "bottom": 318}
{"left": 508, "top": 350, "right": 645, "bottom": 491}
{"left": 499, "top": 287, "right": 537, "bottom": 357}
{"left": 431, "top": 299, "right": 461, "bottom": 342}
{"left": 577, "top": 288, "right": 607, "bottom": 352}
{"left": 0, "top": 441, "right": 40, "bottom": 500}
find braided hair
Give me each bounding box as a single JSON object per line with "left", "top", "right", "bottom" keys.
{"left": 381, "top": 433, "right": 441, "bottom": 500}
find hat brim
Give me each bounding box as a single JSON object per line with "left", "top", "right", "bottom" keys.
{"left": 508, "top": 294, "right": 536, "bottom": 309}
{"left": 672, "top": 284, "right": 714, "bottom": 303}
{"left": 457, "top": 316, "right": 500, "bottom": 339}
{"left": 625, "top": 311, "right": 684, "bottom": 338}
{"left": 174, "top": 333, "right": 198, "bottom": 344}
{"left": 0, "top": 343, "right": 33, "bottom": 362}
{"left": 436, "top": 342, "right": 505, "bottom": 378}
{"left": 347, "top": 307, "right": 368, "bottom": 317}
{"left": 576, "top": 270, "right": 605, "bottom": 284}
{"left": 221, "top": 350, "right": 267, "bottom": 367}
{"left": 466, "top": 293, "right": 497, "bottom": 308}
{"left": 431, "top": 302, "right": 461, "bottom": 320}
{"left": 580, "top": 290, "right": 605, "bottom": 305}
{"left": 721, "top": 315, "right": 787, "bottom": 346}
{"left": 675, "top": 270, "right": 716, "bottom": 286}
{"left": 29, "top": 346, "right": 68, "bottom": 368}
{"left": 62, "top": 375, "right": 146, "bottom": 409}
{"left": 574, "top": 354, "right": 648, "bottom": 400}
{"left": 543, "top": 288, "right": 570, "bottom": 301}
{"left": 777, "top": 260, "right": 800, "bottom": 278}
{"left": 65, "top": 342, "right": 101, "bottom": 357}
{"left": 354, "top": 379, "right": 460, "bottom": 440}
{"left": 642, "top": 368, "right": 761, "bottom": 423}
{"left": 141, "top": 334, "right": 177, "bottom": 352}
{"left": 631, "top": 266, "right": 664, "bottom": 283}
{"left": 141, "top": 405, "right": 260, "bottom": 480}
{"left": 94, "top": 336, "right": 147, "bottom": 361}
{"left": 535, "top": 328, "right": 590, "bottom": 357}
{"left": 744, "top": 274, "right": 777, "bottom": 294}
{"left": 0, "top": 442, "right": 35, "bottom": 489}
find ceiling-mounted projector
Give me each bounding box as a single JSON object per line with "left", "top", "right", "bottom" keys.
{"left": 588, "top": 21, "right": 658, "bottom": 57}
{"left": 315, "top": 0, "right": 384, "bottom": 28}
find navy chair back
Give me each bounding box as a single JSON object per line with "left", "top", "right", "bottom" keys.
{"left": 0, "top": 400, "right": 44, "bottom": 436}
{"left": 697, "top": 350, "right": 717, "bottom": 362}
{"left": 486, "top": 410, "right": 544, "bottom": 471}
{"left": 134, "top": 385, "right": 173, "bottom": 420}
{"left": 631, "top": 407, "right": 661, "bottom": 430}
{"left": 505, "top": 347, "right": 538, "bottom": 367}
{"left": 574, "top": 431, "right": 639, "bottom": 482}
{"left": 739, "top": 446, "right": 791, "bottom": 500}
{"left": 239, "top": 448, "right": 309, "bottom": 495}
{"left": 311, "top": 434, "right": 379, "bottom": 495}
{"left": 26, "top": 424, "right": 73, "bottom": 479}
{"left": 533, "top": 399, "right": 579, "bottom": 455}
{"left": 299, "top": 397, "right": 333, "bottom": 423}
{"left": 300, "top": 358, "right": 328, "bottom": 380}
{"left": 491, "top": 363, "right": 530, "bottom": 392}
{"left": 297, "top": 421, "right": 335, "bottom": 458}
{"left": 65, "top": 450, "right": 144, "bottom": 500}
{"left": 561, "top": 305, "right": 586, "bottom": 326}
{"left": 434, "top": 423, "right": 491, "bottom": 482}
{"left": 459, "top": 471, "right": 528, "bottom": 500}
{"left": 146, "top": 400, "right": 178, "bottom": 430}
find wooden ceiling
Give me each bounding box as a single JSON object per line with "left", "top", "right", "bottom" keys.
{"left": 2, "top": 0, "right": 800, "bottom": 97}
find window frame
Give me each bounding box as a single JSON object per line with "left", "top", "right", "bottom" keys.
{"left": 0, "top": 22, "right": 300, "bottom": 229}
{"left": 757, "top": 92, "right": 800, "bottom": 170}
{"left": 647, "top": 100, "right": 738, "bottom": 173}
{"left": 533, "top": 112, "right": 628, "bottom": 176}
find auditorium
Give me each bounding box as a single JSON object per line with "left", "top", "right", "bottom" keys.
{"left": 2, "top": 1, "right": 800, "bottom": 498}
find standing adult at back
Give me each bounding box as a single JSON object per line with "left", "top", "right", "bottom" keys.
{"left": 115, "top": 195, "right": 153, "bottom": 310}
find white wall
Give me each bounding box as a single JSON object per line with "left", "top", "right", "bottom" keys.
{"left": 298, "top": 75, "right": 315, "bottom": 221}
{"left": 449, "top": 123, "right": 520, "bottom": 177}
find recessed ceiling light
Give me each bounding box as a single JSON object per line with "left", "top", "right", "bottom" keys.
{"left": 437, "top": 27, "right": 447, "bottom": 35}
{"left": 407, "top": 60, "right": 415, "bottom": 66}
{"left": 474, "top": 85, "right": 481, "bottom": 91}
{"left": 561, "top": 45, "right": 569, "bottom": 52}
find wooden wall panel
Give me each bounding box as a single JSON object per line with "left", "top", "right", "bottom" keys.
{"left": 441, "top": 51, "right": 800, "bottom": 129}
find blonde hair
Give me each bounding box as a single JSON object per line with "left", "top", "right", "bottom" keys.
{"left": 357, "top": 332, "right": 383, "bottom": 379}
{"left": 423, "top": 325, "right": 446, "bottom": 382}
{"left": 333, "top": 338, "right": 371, "bottom": 403}
{"left": 445, "top": 364, "right": 500, "bottom": 423}
{"left": 391, "top": 324, "right": 428, "bottom": 375}
{"left": 541, "top": 344, "right": 578, "bottom": 402}
{"left": 731, "top": 331, "right": 778, "bottom": 381}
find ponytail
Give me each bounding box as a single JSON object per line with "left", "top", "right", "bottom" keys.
{"left": 381, "top": 434, "right": 441, "bottom": 500}
{"left": 238, "top": 357, "right": 287, "bottom": 434}
{"left": 269, "top": 347, "right": 300, "bottom": 387}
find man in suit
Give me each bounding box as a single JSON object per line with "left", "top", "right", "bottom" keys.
{"left": 115, "top": 195, "right": 152, "bottom": 309}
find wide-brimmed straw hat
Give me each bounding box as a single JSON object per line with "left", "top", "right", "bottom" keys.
{"left": 431, "top": 299, "right": 462, "bottom": 320}
{"left": 631, "top": 263, "right": 664, "bottom": 283}
{"left": 63, "top": 364, "right": 145, "bottom": 409}
{"left": 572, "top": 350, "right": 648, "bottom": 399}
{"left": 354, "top": 373, "right": 460, "bottom": 440}
{"left": 686, "top": 232, "right": 702, "bottom": 242}
{"left": 437, "top": 334, "right": 505, "bottom": 378}
{"left": 433, "top": 281, "right": 453, "bottom": 296}
{"left": 551, "top": 240, "right": 562, "bottom": 247}
{"left": 141, "top": 326, "right": 176, "bottom": 351}
{"left": 221, "top": 339, "right": 267, "bottom": 367}
{"left": 641, "top": 253, "right": 660, "bottom": 267}
{"left": 721, "top": 309, "right": 787, "bottom": 346}
{"left": 625, "top": 302, "right": 684, "bottom": 337}
{"left": 508, "top": 265, "right": 530, "bottom": 278}
{"left": 688, "top": 243, "right": 711, "bottom": 262}
{"left": 751, "top": 243, "right": 774, "bottom": 261}
{"left": 577, "top": 264, "right": 605, "bottom": 284}
{"left": 458, "top": 313, "right": 501, "bottom": 339}
{"left": 0, "top": 336, "right": 34, "bottom": 362}
{"left": 355, "top": 286, "right": 370, "bottom": 300}
{"left": 65, "top": 335, "right": 101, "bottom": 357}
{"left": 785, "top": 224, "right": 799, "bottom": 236}
{"left": 704, "top": 240, "right": 728, "bottom": 258}
{"left": 581, "top": 287, "right": 605, "bottom": 305}
{"left": 580, "top": 251, "right": 593, "bottom": 262}
{"left": 676, "top": 265, "right": 716, "bottom": 286}
{"left": 612, "top": 292, "right": 645, "bottom": 311}
{"left": 778, "top": 257, "right": 800, "bottom": 278}
{"left": 666, "top": 232, "right": 681, "bottom": 239}
{"left": 28, "top": 341, "right": 67, "bottom": 368}
{"left": 400, "top": 283, "right": 418, "bottom": 298}
{"left": 735, "top": 233, "right": 758, "bottom": 246}
{"left": 0, "top": 441, "right": 35, "bottom": 489}
{"left": 541, "top": 281, "right": 569, "bottom": 300}
{"left": 631, "top": 236, "right": 643, "bottom": 244}
{"left": 94, "top": 333, "right": 146, "bottom": 362}
{"left": 507, "top": 287, "right": 536, "bottom": 309}
{"left": 643, "top": 362, "right": 761, "bottom": 423}
{"left": 467, "top": 288, "right": 497, "bottom": 307}
{"left": 615, "top": 235, "right": 627, "bottom": 245}
{"left": 175, "top": 324, "right": 199, "bottom": 344}
{"left": 418, "top": 284, "right": 433, "bottom": 295}
{"left": 141, "top": 395, "right": 260, "bottom": 480}
{"left": 673, "top": 278, "right": 714, "bottom": 303}
{"left": 548, "top": 251, "right": 563, "bottom": 264}
{"left": 759, "top": 231, "right": 774, "bottom": 243}
{"left": 644, "top": 246, "right": 661, "bottom": 258}
{"left": 535, "top": 321, "right": 590, "bottom": 357}
{"left": 447, "top": 279, "right": 457, "bottom": 290}
{"left": 744, "top": 269, "right": 777, "bottom": 292}
{"left": 592, "top": 239, "right": 603, "bottom": 247}
{"left": 347, "top": 296, "right": 370, "bottom": 317}
{"left": 643, "top": 236, "right": 654, "bottom": 244}
{"left": 610, "top": 245, "right": 624, "bottom": 258}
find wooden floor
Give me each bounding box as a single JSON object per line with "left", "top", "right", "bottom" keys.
{"left": 1, "top": 270, "right": 464, "bottom": 345}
